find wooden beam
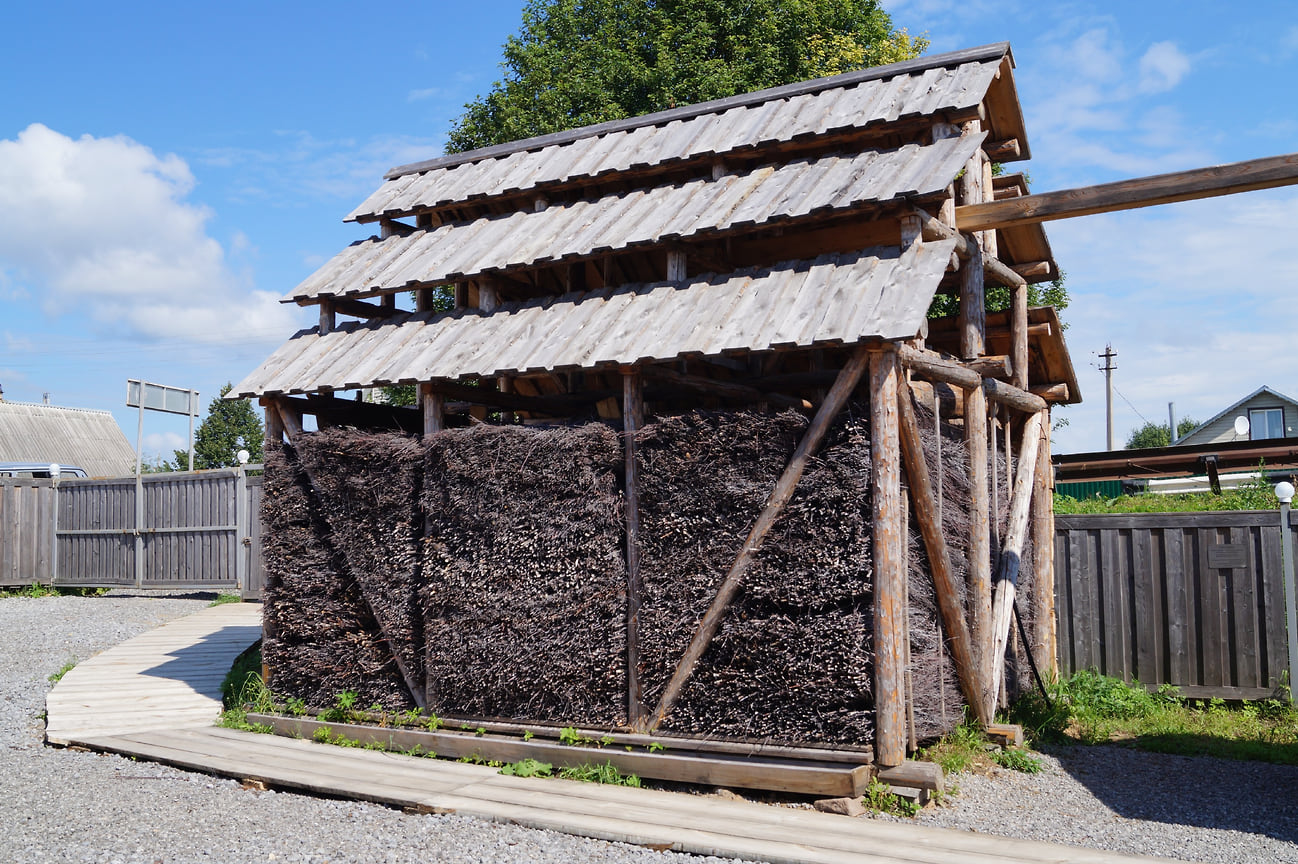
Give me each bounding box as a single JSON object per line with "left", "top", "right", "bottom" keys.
{"left": 896, "top": 345, "right": 1046, "bottom": 416}
{"left": 1011, "top": 282, "right": 1029, "bottom": 390}
{"left": 986, "top": 138, "right": 1021, "bottom": 161}
{"left": 871, "top": 344, "right": 905, "bottom": 767}
{"left": 1011, "top": 261, "right": 1052, "bottom": 280}
{"left": 1030, "top": 410, "right": 1057, "bottom": 677}
{"left": 331, "top": 296, "right": 400, "bottom": 320}
{"left": 644, "top": 345, "right": 871, "bottom": 733}
{"left": 423, "top": 380, "right": 600, "bottom": 415}
{"left": 988, "top": 412, "right": 1044, "bottom": 707}
{"left": 478, "top": 277, "right": 501, "bottom": 312}
{"left": 622, "top": 369, "right": 646, "bottom": 725}
{"left": 1031, "top": 383, "right": 1071, "bottom": 403}
{"left": 666, "top": 249, "right": 687, "bottom": 282}
{"left": 419, "top": 382, "right": 443, "bottom": 435}
{"left": 956, "top": 151, "right": 1298, "bottom": 232}
{"left": 318, "top": 301, "right": 335, "bottom": 335}
{"left": 261, "top": 397, "right": 284, "bottom": 448}
{"left": 896, "top": 385, "right": 988, "bottom": 724}
{"left": 914, "top": 209, "right": 1029, "bottom": 288}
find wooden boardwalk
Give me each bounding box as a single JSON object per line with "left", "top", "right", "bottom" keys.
{"left": 46, "top": 604, "right": 1175, "bottom": 864}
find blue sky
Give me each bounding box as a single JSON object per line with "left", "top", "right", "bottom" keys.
{"left": 1, "top": 1, "right": 1294, "bottom": 459}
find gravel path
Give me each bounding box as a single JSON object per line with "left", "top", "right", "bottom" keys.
{"left": 2, "top": 592, "right": 1296, "bottom": 863}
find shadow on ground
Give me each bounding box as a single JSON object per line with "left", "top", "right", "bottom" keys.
{"left": 1050, "top": 743, "right": 1298, "bottom": 845}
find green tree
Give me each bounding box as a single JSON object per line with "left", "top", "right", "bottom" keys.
{"left": 447, "top": 0, "right": 927, "bottom": 152}
{"left": 174, "top": 384, "right": 265, "bottom": 470}
{"left": 1125, "top": 417, "right": 1200, "bottom": 450}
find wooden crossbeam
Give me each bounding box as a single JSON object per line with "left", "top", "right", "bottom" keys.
{"left": 956, "top": 151, "right": 1298, "bottom": 232}
{"left": 640, "top": 364, "right": 808, "bottom": 410}
{"left": 643, "top": 345, "right": 871, "bottom": 733}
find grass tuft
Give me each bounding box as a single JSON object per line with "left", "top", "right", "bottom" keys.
{"left": 208, "top": 592, "right": 242, "bottom": 607}
{"left": 48, "top": 658, "right": 77, "bottom": 684}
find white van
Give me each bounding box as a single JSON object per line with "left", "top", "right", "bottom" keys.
{"left": 0, "top": 462, "right": 88, "bottom": 478}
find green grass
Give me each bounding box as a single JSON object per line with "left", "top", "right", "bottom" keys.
{"left": 48, "top": 658, "right": 77, "bottom": 684}
{"left": 862, "top": 777, "right": 919, "bottom": 817}
{"left": 1009, "top": 670, "right": 1298, "bottom": 765}
{"left": 216, "top": 641, "right": 273, "bottom": 732}
{"left": 1055, "top": 471, "right": 1282, "bottom": 514}
{"left": 208, "top": 592, "right": 242, "bottom": 606}
{"left": 0, "top": 583, "right": 109, "bottom": 599}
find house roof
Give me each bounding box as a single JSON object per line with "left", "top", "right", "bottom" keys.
{"left": 1177, "top": 385, "right": 1298, "bottom": 444}
{"left": 0, "top": 401, "right": 135, "bottom": 478}
{"left": 235, "top": 241, "right": 956, "bottom": 398}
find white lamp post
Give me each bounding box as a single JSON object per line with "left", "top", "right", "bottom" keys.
{"left": 1278, "top": 481, "right": 1297, "bottom": 703}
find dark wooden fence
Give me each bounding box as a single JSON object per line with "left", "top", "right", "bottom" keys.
{"left": 0, "top": 469, "right": 264, "bottom": 598}
{"left": 1054, "top": 511, "right": 1296, "bottom": 699}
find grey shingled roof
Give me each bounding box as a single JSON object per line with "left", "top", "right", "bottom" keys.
{"left": 235, "top": 240, "right": 957, "bottom": 397}
{"left": 0, "top": 402, "right": 135, "bottom": 478}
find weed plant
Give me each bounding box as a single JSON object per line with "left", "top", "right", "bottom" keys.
{"left": 1010, "top": 669, "right": 1298, "bottom": 765}
{"left": 48, "top": 658, "right": 77, "bottom": 684}
{"left": 1055, "top": 470, "right": 1281, "bottom": 514}
{"left": 208, "top": 593, "right": 242, "bottom": 606}
{"left": 0, "top": 583, "right": 108, "bottom": 599}
{"left": 861, "top": 777, "right": 919, "bottom": 817}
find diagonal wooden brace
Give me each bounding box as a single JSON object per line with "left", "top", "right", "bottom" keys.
{"left": 642, "top": 344, "right": 872, "bottom": 733}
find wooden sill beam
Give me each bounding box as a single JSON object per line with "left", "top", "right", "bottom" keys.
{"left": 956, "top": 151, "right": 1298, "bottom": 232}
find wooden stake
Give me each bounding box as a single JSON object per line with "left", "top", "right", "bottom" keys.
{"left": 896, "top": 387, "right": 988, "bottom": 724}
{"left": 988, "top": 411, "right": 1044, "bottom": 707}
{"left": 870, "top": 344, "right": 905, "bottom": 767}
{"left": 645, "top": 345, "right": 871, "bottom": 733}
{"left": 1030, "top": 410, "right": 1058, "bottom": 677}
{"left": 622, "top": 369, "right": 646, "bottom": 725}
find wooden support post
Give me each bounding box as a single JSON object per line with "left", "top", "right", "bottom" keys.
{"left": 666, "top": 249, "right": 687, "bottom": 282}
{"left": 871, "top": 344, "right": 906, "bottom": 768}
{"left": 897, "top": 386, "right": 988, "bottom": 724}
{"left": 416, "top": 287, "right": 434, "bottom": 313}
{"left": 478, "top": 278, "right": 501, "bottom": 313}
{"left": 275, "top": 403, "right": 426, "bottom": 710}
{"left": 988, "top": 412, "right": 1044, "bottom": 707}
{"left": 318, "top": 301, "right": 335, "bottom": 336}
{"left": 262, "top": 397, "right": 285, "bottom": 448}
{"left": 645, "top": 345, "right": 871, "bottom": 733}
{"left": 1030, "top": 410, "right": 1058, "bottom": 677}
{"left": 418, "top": 382, "right": 443, "bottom": 435}
{"left": 1011, "top": 283, "right": 1029, "bottom": 390}
{"left": 454, "top": 283, "right": 469, "bottom": 310}
{"left": 381, "top": 293, "right": 396, "bottom": 312}
{"left": 622, "top": 368, "right": 646, "bottom": 725}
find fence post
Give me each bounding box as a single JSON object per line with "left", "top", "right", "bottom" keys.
{"left": 1277, "top": 482, "right": 1297, "bottom": 703}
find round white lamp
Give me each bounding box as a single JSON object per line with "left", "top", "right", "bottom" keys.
{"left": 1276, "top": 481, "right": 1295, "bottom": 505}
{"left": 48, "top": 463, "right": 60, "bottom": 479}
{"left": 236, "top": 449, "right": 250, "bottom": 466}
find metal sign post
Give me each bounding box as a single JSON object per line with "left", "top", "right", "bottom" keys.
{"left": 126, "top": 380, "right": 200, "bottom": 588}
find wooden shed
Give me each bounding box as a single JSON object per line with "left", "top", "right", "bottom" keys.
{"left": 233, "top": 42, "right": 1078, "bottom": 773}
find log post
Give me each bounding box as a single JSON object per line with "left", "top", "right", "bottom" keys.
{"left": 622, "top": 368, "right": 646, "bottom": 725}
{"left": 262, "top": 397, "right": 285, "bottom": 448}
{"left": 645, "top": 345, "right": 871, "bottom": 733}
{"left": 870, "top": 344, "right": 906, "bottom": 767}
{"left": 896, "top": 386, "right": 989, "bottom": 723}
{"left": 988, "top": 411, "right": 1044, "bottom": 706}
{"left": 666, "top": 249, "right": 687, "bottom": 282}
{"left": 478, "top": 278, "right": 501, "bottom": 313}
{"left": 1011, "top": 283, "right": 1029, "bottom": 390}
{"left": 318, "top": 301, "right": 335, "bottom": 336}
{"left": 419, "top": 382, "right": 444, "bottom": 435}
{"left": 1030, "top": 410, "right": 1058, "bottom": 676}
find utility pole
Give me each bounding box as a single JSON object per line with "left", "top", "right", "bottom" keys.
{"left": 1100, "top": 344, "right": 1117, "bottom": 450}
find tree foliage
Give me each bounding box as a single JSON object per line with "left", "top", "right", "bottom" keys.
{"left": 1124, "top": 417, "right": 1200, "bottom": 450}
{"left": 173, "top": 384, "right": 265, "bottom": 470}
{"left": 447, "top": 0, "right": 927, "bottom": 152}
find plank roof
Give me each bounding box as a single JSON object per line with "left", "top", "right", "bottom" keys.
{"left": 287, "top": 135, "right": 983, "bottom": 304}
{"left": 348, "top": 43, "right": 1020, "bottom": 223}
{"left": 0, "top": 401, "right": 136, "bottom": 478}
{"left": 235, "top": 240, "right": 956, "bottom": 398}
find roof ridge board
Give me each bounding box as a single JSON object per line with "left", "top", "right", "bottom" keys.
{"left": 384, "top": 42, "right": 1011, "bottom": 180}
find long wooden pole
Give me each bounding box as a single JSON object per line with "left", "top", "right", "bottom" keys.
{"left": 644, "top": 344, "right": 871, "bottom": 732}
{"left": 622, "top": 369, "right": 646, "bottom": 725}
{"left": 871, "top": 344, "right": 906, "bottom": 767}
{"left": 1030, "top": 410, "right": 1058, "bottom": 677}
{"left": 956, "top": 151, "right": 1298, "bottom": 232}
{"left": 988, "top": 411, "right": 1044, "bottom": 707}
{"left": 896, "top": 384, "right": 988, "bottom": 724}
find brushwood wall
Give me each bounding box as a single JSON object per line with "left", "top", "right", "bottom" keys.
{"left": 261, "top": 407, "right": 1036, "bottom": 749}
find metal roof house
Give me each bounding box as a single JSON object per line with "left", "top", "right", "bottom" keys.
{"left": 0, "top": 400, "right": 135, "bottom": 479}
{"left": 234, "top": 43, "right": 1076, "bottom": 770}
{"left": 1177, "top": 385, "right": 1298, "bottom": 446}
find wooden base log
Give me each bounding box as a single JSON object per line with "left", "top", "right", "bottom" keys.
{"left": 622, "top": 369, "right": 646, "bottom": 725}
{"left": 644, "top": 344, "right": 871, "bottom": 733}
{"left": 988, "top": 411, "right": 1044, "bottom": 708}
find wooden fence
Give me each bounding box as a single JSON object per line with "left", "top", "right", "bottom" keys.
{"left": 0, "top": 469, "right": 264, "bottom": 598}
{"left": 1054, "top": 511, "right": 1296, "bottom": 699}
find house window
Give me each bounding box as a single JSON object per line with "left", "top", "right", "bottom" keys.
{"left": 1249, "top": 407, "right": 1285, "bottom": 440}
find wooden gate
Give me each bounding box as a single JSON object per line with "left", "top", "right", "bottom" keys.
{"left": 1054, "top": 511, "right": 1296, "bottom": 699}
{"left": 0, "top": 469, "right": 263, "bottom": 595}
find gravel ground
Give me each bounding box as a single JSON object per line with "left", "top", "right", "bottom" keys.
{"left": 2, "top": 592, "right": 1296, "bottom": 863}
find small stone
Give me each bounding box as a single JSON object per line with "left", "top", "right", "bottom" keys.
{"left": 813, "top": 796, "right": 866, "bottom": 817}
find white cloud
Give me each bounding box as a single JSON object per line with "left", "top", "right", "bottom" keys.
{"left": 407, "top": 87, "right": 444, "bottom": 102}
{"left": 0, "top": 124, "right": 300, "bottom": 344}
{"left": 1138, "top": 41, "right": 1191, "bottom": 93}
{"left": 143, "top": 431, "right": 186, "bottom": 452}
{"left": 1047, "top": 190, "right": 1298, "bottom": 453}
